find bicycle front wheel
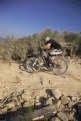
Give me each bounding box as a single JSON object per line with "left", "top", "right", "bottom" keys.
{"left": 25, "top": 57, "right": 40, "bottom": 73}
{"left": 51, "top": 56, "right": 68, "bottom": 75}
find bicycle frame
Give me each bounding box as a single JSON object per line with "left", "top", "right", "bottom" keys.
{"left": 24, "top": 48, "right": 68, "bottom": 75}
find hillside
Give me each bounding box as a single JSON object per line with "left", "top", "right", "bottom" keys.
{"left": 0, "top": 58, "right": 81, "bottom": 97}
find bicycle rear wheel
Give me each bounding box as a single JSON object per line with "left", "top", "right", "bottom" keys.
{"left": 25, "top": 57, "right": 40, "bottom": 73}
{"left": 51, "top": 56, "right": 68, "bottom": 75}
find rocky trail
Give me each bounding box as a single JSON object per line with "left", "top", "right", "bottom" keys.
{"left": 0, "top": 58, "right": 81, "bottom": 121}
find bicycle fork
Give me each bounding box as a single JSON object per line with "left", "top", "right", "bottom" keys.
{"left": 32, "top": 58, "right": 38, "bottom": 66}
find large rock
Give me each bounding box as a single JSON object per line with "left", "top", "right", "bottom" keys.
{"left": 59, "top": 104, "right": 65, "bottom": 112}
{"left": 54, "top": 117, "right": 61, "bottom": 121}
{"left": 57, "top": 112, "right": 68, "bottom": 121}
{"left": 61, "top": 96, "right": 71, "bottom": 105}
{"left": 54, "top": 100, "right": 61, "bottom": 110}
{"left": 52, "top": 89, "right": 62, "bottom": 99}
{"left": 68, "top": 101, "right": 75, "bottom": 109}
{"left": 46, "top": 97, "right": 53, "bottom": 105}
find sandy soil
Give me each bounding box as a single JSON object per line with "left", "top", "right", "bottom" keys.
{"left": 0, "top": 59, "right": 81, "bottom": 98}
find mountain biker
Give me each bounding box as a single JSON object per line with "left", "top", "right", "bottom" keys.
{"left": 41, "top": 37, "right": 62, "bottom": 63}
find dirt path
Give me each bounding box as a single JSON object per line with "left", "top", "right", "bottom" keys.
{"left": 0, "top": 60, "right": 81, "bottom": 98}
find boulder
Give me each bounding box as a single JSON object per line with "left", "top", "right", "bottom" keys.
{"left": 61, "top": 96, "right": 71, "bottom": 105}
{"left": 52, "top": 89, "right": 62, "bottom": 99}
{"left": 46, "top": 97, "right": 53, "bottom": 105}
{"left": 54, "top": 117, "right": 61, "bottom": 121}
{"left": 57, "top": 112, "right": 68, "bottom": 121}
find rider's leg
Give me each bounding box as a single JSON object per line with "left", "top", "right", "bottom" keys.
{"left": 47, "top": 53, "right": 55, "bottom": 64}
{"left": 47, "top": 52, "right": 55, "bottom": 62}
{"left": 48, "top": 49, "right": 62, "bottom": 61}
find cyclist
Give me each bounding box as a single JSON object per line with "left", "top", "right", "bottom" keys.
{"left": 41, "top": 37, "right": 62, "bottom": 63}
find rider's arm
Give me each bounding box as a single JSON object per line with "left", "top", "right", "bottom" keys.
{"left": 41, "top": 43, "right": 51, "bottom": 49}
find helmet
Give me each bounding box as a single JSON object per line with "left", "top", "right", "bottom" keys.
{"left": 45, "top": 37, "right": 50, "bottom": 42}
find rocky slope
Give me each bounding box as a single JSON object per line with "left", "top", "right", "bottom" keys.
{"left": 0, "top": 58, "right": 81, "bottom": 121}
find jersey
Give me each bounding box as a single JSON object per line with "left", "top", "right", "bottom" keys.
{"left": 46, "top": 39, "right": 62, "bottom": 50}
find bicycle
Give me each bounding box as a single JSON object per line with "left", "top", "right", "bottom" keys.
{"left": 24, "top": 48, "right": 68, "bottom": 75}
